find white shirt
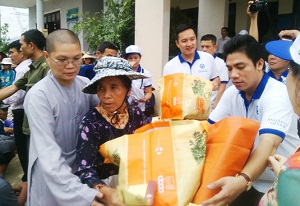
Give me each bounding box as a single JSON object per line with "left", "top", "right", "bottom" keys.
{"left": 3, "top": 59, "right": 31, "bottom": 109}
{"left": 128, "top": 65, "right": 152, "bottom": 111}
{"left": 163, "top": 51, "right": 219, "bottom": 81}
{"left": 208, "top": 74, "right": 300, "bottom": 193}
{"left": 217, "top": 36, "right": 231, "bottom": 54}
{"left": 210, "top": 56, "right": 229, "bottom": 107}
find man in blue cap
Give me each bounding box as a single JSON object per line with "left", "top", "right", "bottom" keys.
{"left": 0, "top": 104, "right": 13, "bottom": 137}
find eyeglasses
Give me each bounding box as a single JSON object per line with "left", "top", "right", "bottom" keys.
{"left": 49, "top": 56, "right": 82, "bottom": 67}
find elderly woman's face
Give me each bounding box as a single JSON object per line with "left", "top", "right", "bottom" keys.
{"left": 97, "top": 76, "right": 129, "bottom": 114}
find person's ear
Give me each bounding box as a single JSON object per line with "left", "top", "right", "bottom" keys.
{"left": 257, "top": 58, "right": 264, "bottom": 71}
{"left": 28, "top": 42, "right": 35, "bottom": 50}
{"left": 44, "top": 51, "right": 50, "bottom": 64}
{"left": 175, "top": 40, "right": 180, "bottom": 48}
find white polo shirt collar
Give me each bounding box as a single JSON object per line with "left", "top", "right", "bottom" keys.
{"left": 178, "top": 51, "right": 200, "bottom": 68}
{"left": 239, "top": 73, "right": 269, "bottom": 107}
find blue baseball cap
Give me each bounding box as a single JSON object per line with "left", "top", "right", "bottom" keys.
{"left": 265, "top": 39, "right": 293, "bottom": 61}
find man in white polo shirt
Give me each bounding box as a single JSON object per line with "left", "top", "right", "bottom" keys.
{"left": 163, "top": 24, "right": 220, "bottom": 91}
{"left": 201, "top": 34, "right": 300, "bottom": 206}
{"left": 200, "top": 34, "right": 229, "bottom": 110}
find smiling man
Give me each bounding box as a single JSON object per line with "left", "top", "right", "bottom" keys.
{"left": 201, "top": 34, "right": 300, "bottom": 206}
{"left": 24, "top": 29, "right": 104, "bottom": 206}
{"left": 163, "top": 24, "right": 220, "bottom": 91}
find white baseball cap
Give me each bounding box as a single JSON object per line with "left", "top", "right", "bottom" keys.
{"left": 290, "top": 34, "right": 300, "bottom": 65}
{"left": 0, "top": 58, "right": 12, "bottom": 65}
{"left": 239, "top": 30, "right": 248, "bottom": 35}
{"left": 124, "top": 45, "right": 141, "bottom": 56}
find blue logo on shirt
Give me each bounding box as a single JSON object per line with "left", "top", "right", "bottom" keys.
{"left": 198, "top": 64, "right": 207, "bottom": 72}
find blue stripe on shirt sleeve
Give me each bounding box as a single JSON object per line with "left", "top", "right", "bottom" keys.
{"left": 207, "top": 118, "right": 215, "bottom": 124}
{"left": 210, "top": 76, "right": 219, "bottom": 81}
{"left": 259, "top": 128, "right": 286, "bottom": 140}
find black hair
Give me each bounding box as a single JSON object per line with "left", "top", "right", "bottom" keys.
{"left": 8, "top": 40, "right": 21, "bottom": 51}
{"left": 0, "top": 52, "right": 7, "bottom": 59}
{"left": 46, "top": 29, "right": 80, "bottom": 53}
{"left": 0, "top": 152, "right": 15, "bottom": 165}
{"left": 0, "top": 107, "right": 9, "bottom": 112}
{"left": 221, "top": 27, "right": 229, "bottom": 33}
{"left": 175, "top": 24, "right": 197, "bottom": 41}
{"left": 124, "top": 53, "right": 141, "bottom": 59}
{"left": 290, "top": 61, "right": 300, "bottom": 77}
{"left": 223, "top": 34, "right": 265, "bottom": 70}
{"left": 21, "top": 29, "right": 46, "bottom": 51}
{"left": 201, "top": 34, "right": 217, "bottom": 45}
{"left": 97, "top": 41, "right": 118, "bottom": 53}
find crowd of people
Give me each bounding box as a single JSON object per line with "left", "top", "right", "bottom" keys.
{"left": 0, "top": 0, "right": 299, "bottom": 205}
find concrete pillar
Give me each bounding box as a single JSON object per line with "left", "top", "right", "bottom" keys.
{"left": 197, "top": 0, "right": 227, "bottom": 47}
{"left": 135, "top": 0, "right": 170, "bottom": 87}
{"left": 135, "top": 0, "right": 170, "bottom": 116}
{"left": 28, "top": 7, "right": 37, "bottom": 30}
{"left": 36, "top": 0, "right": 44, "bottom": 30}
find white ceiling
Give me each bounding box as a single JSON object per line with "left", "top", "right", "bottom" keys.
{"left": 0, "top": 0, "right": 38, "bottom": 8}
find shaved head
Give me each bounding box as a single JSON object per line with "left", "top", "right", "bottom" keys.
{"left": 46, "top": 29, "right": 81, "bottom": 53}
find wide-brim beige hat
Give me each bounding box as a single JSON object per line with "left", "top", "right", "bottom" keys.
{"left": 82, "top": 53, "right": 96, "bottom": 59}
{"left": 83, "top": 56, "right": 151, "bottom": 94}
{"left": 0, "top": 58, "right": 12, "bottom": 65}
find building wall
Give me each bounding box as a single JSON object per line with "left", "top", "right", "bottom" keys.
{"left": 82, "top": 0, "right": 103, "bottom": 52}
{"left": 197, "top": 0, "right": 227, "bottom": 47}
{"left": 231, "top": 0, "right": 249, "bottom": 36}
{"left": 28, "top": 0, "right": 103, "bottom": 52}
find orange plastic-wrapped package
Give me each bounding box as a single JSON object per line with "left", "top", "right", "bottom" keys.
{"left": 99, "top": 117, "right": 259, "bottom": 205}
{"left": 192, "top": 116, "right": 259, "bottom": 204}
{"left": 158, "top": 73, "right": 212, "bottom": 120}
{"left": 100, "top": 120, "right": 208, "bottom": 206}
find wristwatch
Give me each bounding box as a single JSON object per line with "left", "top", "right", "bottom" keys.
{"left": 236, "top": 173, "right": 252, "bottom": 191}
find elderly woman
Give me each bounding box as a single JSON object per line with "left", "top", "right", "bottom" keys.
{"left": 258, "top": 30, "right": 300, "bottom": 206}
{"left": 76, "top": 57, "right": 150, "bottom": 205}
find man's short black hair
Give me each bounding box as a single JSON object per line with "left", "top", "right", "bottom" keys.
{"left": 97, "top": 41, "right": 118, "bottom": 53}
{"left": 201, "top": 34, "right": 217, "bottom": 45}
{"left": 221, "top": 27, "right": 229, "bottom": 33}
{"left": 8, "top": 40, "right": 21, "bottom": 51}
{"left": 175, "top": 24, "right": 197, "bottom": 41}
{"left": 223, "top": 34, "right": 265, "bottom": 70}
{"left": 21, "top": 29, "right": 46, "bottom": 51}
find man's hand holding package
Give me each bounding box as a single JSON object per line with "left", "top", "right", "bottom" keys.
{"left": 200, "top": 175, "right": 248, "bottom": 206}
